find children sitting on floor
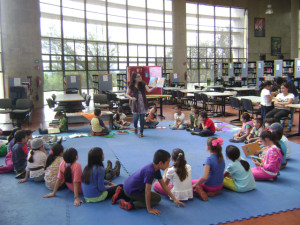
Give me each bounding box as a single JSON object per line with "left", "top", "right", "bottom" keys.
{"left": 111, "top": 149, "right": 185, "bottom": 214}
{"left": 153, "top": 148, "right": 193, "bottom": 201}
{"left": 44, "top": 148, "right": 84, "bottom": 206}
{"left": 11, "top": 130, "right": 28, "bottom": 179}
{"left": 247, "top": 118, "right": 264, "bottom": 143}
{"left": 39, "top": 111, "right": 67, "bottom": 134}
{"left": 91, "top": 108, "right": 109, "bottom": 136}
{"left": 192, "top": 137, "right": 225, "bottom": 201}
{"left": 264, "top": 118, "right": 277, "bottom": 131}
{"left": 113, "top": 107, "right": 130, "bottom": 130}
{"left": 169, "top": 105, "right": 186, "bottom": 130}
{"left": 18, "top": 138, "right": 47, "bottom": 183}
{"left": 223, "top": 145, "right": 256, "bottom": 192}
{"left": 185, "top": 105, "right": 197, "bottom": 130}
{"left": 82, "top": 147, "right": 123, "bottom": 203}
{"left": 230, "top": 113, "right": 253, "bottom": 143}
{"left": 251, "top": 131, "right": 284, "bottom": 181}
{"left": 44, "top": 139, "right": 64, "bottom": 190}
{"left": 192, "top": 111, "right": 215, "bottom": 137}
{"left": 272, "top": 129, "right": 287, "bottom": 169}
{"left": 144, "top": 106, "right": 159, "bottom": 128}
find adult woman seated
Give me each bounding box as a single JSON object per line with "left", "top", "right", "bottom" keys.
{"left": 266, "top": 82, "right": 294, "bottom": 122}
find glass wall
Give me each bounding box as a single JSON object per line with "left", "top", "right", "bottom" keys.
{"left": 40, "top": 0, "right": 172, "bottom": 92}
{"left": 186, "top": 3, "right": 248, "bottom": 84}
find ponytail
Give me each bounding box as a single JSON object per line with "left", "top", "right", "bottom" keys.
{"left": 207, "top": 137, "right": 223, "bottom": 163}
{"left": 260, "top": 131, "right": 284, "bottom": 157}
{"left": 28, "top": 150, "right": 34, "bottom": 163}
{"left": 63, "top": 148, "right": 78, "bottom": 183}
{"left": 226, "top": 145, "right": 250, "bottom": 171}
{"left": 172, "top": 148, "right": 188, "bottom": 182}
{"left": 45, "top": 139, "right": 64, "bottom": 169}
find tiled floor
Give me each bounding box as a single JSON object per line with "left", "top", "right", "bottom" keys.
{"left": 1, "top": 100, "right": 300, "bottom": 224}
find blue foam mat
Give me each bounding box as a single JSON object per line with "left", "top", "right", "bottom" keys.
{"left": 1, "top": 121, "right": 300, "bottom": 225}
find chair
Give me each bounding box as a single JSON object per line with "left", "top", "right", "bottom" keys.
{"left": 241, "top": 98, "right": 261, "bottom": 118}
{"left": 51, "top": 94, "right": 56, "bottom": 103}
{"left": 229, "top": 97, "right": 243, "bottom": 124}
{"left": 85, "top": 95, "right": 91, "bottom": 107}
{"left": 107, "top": 92, "right": 118, "bottom": 109}
{"left": 11, "top": 99, "right": 33, "bottom": 123}
{"left": 176, "top": 91, "right": 191, "bottom": 110}
{"left": 46, "top": 98, "right": 55, "bottom": 109}
{"left": 201, "top": 94, "right": 221, "bottom": 115}
{"left": 66, "top": 88, "right": 79, "bottom": 94}
{"left": 94, "top": 94, "right": 110, "bottom": 109}
{"left": 0, "top": 98, "right": 13, "bottom": 115}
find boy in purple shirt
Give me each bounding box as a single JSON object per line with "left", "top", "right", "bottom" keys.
{"left": 111, "top": 149, "right": 185, "bottom": 215}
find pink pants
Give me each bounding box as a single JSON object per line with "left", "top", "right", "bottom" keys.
{"left": 0, "top": 152, "right": 14, "bottom": 174}
{"left": 251, "top": 167, "right": 276, "bottom": 180}
{"left": 192, "top": 178, "right": 223, "bottom": 192}
{"left": 153, "top": 182, "right": 174, "bottom": 196}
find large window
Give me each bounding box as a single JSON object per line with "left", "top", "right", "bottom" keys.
{"left": 40, "top": 0, "right": 172, "bottom": 92}
{"left": 186, "top": 3, "right": 248, "bottom": 84}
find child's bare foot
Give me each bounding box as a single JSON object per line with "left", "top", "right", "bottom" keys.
{"left": 193, "top": 185, "right": 208, "bottom": 201}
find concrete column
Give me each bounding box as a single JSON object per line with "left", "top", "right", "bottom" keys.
{"left": 1, "top": 0, "right": 43, "bottom": 107}
{"left": 291, "top": 0, "right": 299, "bottom": 59}
{"left": 172, "top": 0, "right": 187, "bottom": 85}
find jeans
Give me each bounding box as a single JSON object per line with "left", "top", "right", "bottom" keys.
{"left": 287, "top": 96, "right": 299, "bottom": 129}
{"left": 261, "top": 105, "right": 273, "bottom": 122}
{"left": 194, "top": 127, "right": 214, "bottom": 137}
{"left": 266, "top": 108, "right": 290, "bottom": 122}
{"left": 133, "top": 113, "right": 145, "bottom": 133}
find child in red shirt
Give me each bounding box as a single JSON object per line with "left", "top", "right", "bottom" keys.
{"left": 192, "top": 111, "right": 215, "bottom": 137}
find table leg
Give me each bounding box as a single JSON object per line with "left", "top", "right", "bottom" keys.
{"left": 158, "top": 98, "right": 165, "bottom": 119}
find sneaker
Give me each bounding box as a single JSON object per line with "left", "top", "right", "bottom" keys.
{"left": 111, "top": 186, "right": 122, "bottom": 204}
{"left": 15, "top": 171, "right": 26, "bottom": 179}
{"left": 113, "top": 160, "right": 121, "bottom": 176}
{"left": 105, "top": 160, "right": 112, "bottom": 174}
{"left": 207, "top": 189, "right": 222, "bottom": 197}
{"left": 119, "top": 199, "right": 132, "bottom": 210}
{"left": 193, "top": 185, "right": 208, "bottom": 201}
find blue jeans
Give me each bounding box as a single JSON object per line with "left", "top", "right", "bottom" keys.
{"left": 261, "top": 105, "right": 273, "bottom": 122}
{"left": 133, "top": 113, "right": 145, "bottom": 133}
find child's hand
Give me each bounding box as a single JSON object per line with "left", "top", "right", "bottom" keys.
{"left": 174, "top": 199, "right": 185, "bottom": 207}
{"left": 18, "top": 178, "right": 27, "bottom": 183}
{"left": 43, "top": 192, "right": 55, "bottom": 198}
{"left": 74, "top": 197, "right": 84, "bottom": 206}
{"left": 148, "top": 208, "right": 161, "bottom": 215}
{"left": 234, "top": 134, "right": 239, "bottom": 139}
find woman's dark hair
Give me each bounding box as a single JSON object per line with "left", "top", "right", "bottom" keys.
{"left": 63, "top": 148, "right": 78, "bottom": 183}
{"left": 281, "top": 82, "right": 290, "bottom": 92}
{"left": 172, "top": 148, "right": 188, "bottom": 182}
{"left": 207, "top": 137, "right": 223, "bottom": 163}
{"left": 8, "top": 127, "right": 21, "bottom": 143}
{"left": 153, "top": 149, "right": 170, "bottom": 164}
{"left": 82, "top": 147, "right": 104, "bottom": 185}
{"left": 226, "top": 145, "right": 250, "bottom": 171}
{"left": 45, "top": 139, "right": 64, "bottom": 169}
{"left": 129, "top": 72, "right": 145, "bottom": 91}
{"left": 13, "top": 130, "right": 26, "bottom": 145}
{"left": 241, "top": 112, "right": 251, "bottom": 121}
{"left": 260, "top": 131, "right": 284, "bottom": 156}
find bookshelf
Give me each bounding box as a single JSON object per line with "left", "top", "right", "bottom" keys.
{"left": 264, "top": 61, "right": 274, "bottom": 76}
{"left": 283, "top": 60, "right": 294, "bottom": 76}
{"left": 247, "top": 62, "right": 257, "bottom": 86}
{"left": 233, "top": 62, "right": 242, "bottom": 86}
{"left": 222, "top": 63, "right": 230, "bottom": 86}
{"left": 116, "top": 73, "right": 127, "bottom": 91}
{"left": 92, "top": 74, "right": 112, "bottom": 94}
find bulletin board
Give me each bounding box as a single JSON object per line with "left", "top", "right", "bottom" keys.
{"left": 274, "top": 60, "right": 283, "bottom": 77}
{"left": 256, "top": 61, "right": 264, "bottom": 78}
{"left": 99, "top": 74, "right": 112, "bottom": 92}
{"left": 170, "top": 73, "right": 180, "bottom": 84}
{"left": 8, "top": 76, "right": 28, "bottom": 103}
{"left": 65, "top": 75, "right": 81, "bottom": 92}
{"left": 228, "top": 63, "right": 234, "bottom": 77}
{"left": 242, "top": 62, "right": 248, "bottom": 78}
{"left": 127, "top": 66, "right": 162, "bottom": 95}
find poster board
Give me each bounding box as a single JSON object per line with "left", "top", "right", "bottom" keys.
{"left": 228, "top": 63, "right": 234, "bottom": 77}
{"left": 127, "top": 66, "right": 162, "bottom": 95}
{"left": 99, "top": 74, "right": 112, "bottom": 92}
{"left": 242, "top": 62, "right": 248, "bottom": 78}
{"left": 65, "top": 75, "right": 81, "bottom": 92}
{"left": 8, "top": 76, "right": 28, "bottom": 102}
{"left": 274, "top": 60, "right": 283, "bottom": 77}
{"left": 295, "top": 58, "right": 300, "bottom": 78}
{"left": 170, "top": 73, "right": 180, "bottom": 84}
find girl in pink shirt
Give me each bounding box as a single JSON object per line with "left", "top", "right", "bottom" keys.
{"left": 44, "top": 148, "right": 84, "bottom": 206}
{"left": 251, "top": 131, "right": 284, "bottom": 181}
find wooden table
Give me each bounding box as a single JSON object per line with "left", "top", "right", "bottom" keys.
{"left": 117, "top": 94, "right": 171, "bottom": 118}
{"left": 286, "top": 104, "right": 300, "bottom": 137}
{"left": 55, "top": 94, "right": 85, "bottom": 112}
{"left": 202, "top": 91, "right": 236, "bottom": 116}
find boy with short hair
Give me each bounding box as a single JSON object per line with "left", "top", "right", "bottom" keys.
{"left": 192, "top": 111, "right": 215, "bottom": 137}
{"left": 169, "top": 105, "right": 186, "bottom": 130}
{"left": 90, "top": 108, "right": 109, "bottom": 136}
{"left": 185, "top": 105, "right": 197, "bottom": 131}
{"left": 39, "top": 111, "right": 67, "bottom": 134}
{"left": 111, "top": 149, "right": 185, "bottom": 215}
{"left": 247, "top": 118, "right": 264, "bottom": 143}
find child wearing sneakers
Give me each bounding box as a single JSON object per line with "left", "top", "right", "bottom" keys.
{"left": 91, "top": 108, "right": 109, "bottom": 136}
{"left": 112, "top": 150, "right": 185, "bottom": 215}
{"left": 82, "top": 147, "right": 122, "bottom": 203}
{"left": 192, "top": 137, "right": 225, "bottom": 201}
{"left": 247, "top": 118, "right": 264, "bottom": 143}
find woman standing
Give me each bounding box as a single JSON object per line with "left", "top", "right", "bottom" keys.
{"left": 125, "top": 72, "right": 156, "bottom": 137}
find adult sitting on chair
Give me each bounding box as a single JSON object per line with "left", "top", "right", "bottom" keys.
{"left": 266, "top": 82, "right": 294, "bottom": 123}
